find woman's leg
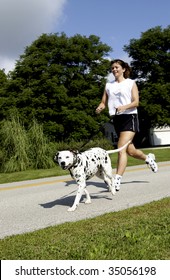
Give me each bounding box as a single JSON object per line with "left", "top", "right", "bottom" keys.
{"left": 116, "top": 131, "right": 135, "bottom": 176}
{"left": 113, "top": 131, "right": 135, "bottom": 191}
{"left": 127, "top": 143, "right": 146, "bottom": 160}
{"left": 127, "top": 141, "right": 158, "bottom": 173}
{"left": 114, "top": 131, "right": 158, "bottom": 191}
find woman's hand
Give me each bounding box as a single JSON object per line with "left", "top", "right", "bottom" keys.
{"left": 115, "top": 105, "right": 126, "bottom": 114}
{"left": 95, "top": 105, "right": 105, "bottom": 114}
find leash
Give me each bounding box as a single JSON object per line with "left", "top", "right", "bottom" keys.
{"left": 59, "top": 189, "right": 76, "bottom": 200}
{"left": 78, "top": 121, "right": 107, "bottom": 151}
{"left": 79, "top": 119, "right": 117, "bottom": 151}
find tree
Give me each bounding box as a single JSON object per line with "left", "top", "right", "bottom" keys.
{"left": 0, "top": 69, "right": 7, "bottom": 85}
{"left": 0, "top": 69, "right": 9, "bottom": 121}
{"left": 124, "top": 26, "right": 170, "bottom": 128}
{"left": 4, "top": 33, "right": 112, "bottom": 141}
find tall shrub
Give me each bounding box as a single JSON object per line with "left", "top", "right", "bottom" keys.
{"left": 28, "top": 119, "right": 55, "bottom": 169}
{"left": 0, "top": 116, "right": 30, "bottom": 172}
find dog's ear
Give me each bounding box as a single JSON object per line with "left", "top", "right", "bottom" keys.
{"left": 54, "top": 152, "right": 59, "bottom": 163}
{"left": 70, "top": 150, "right": 79, "bottom": 164}
{"left": 70, "top": 149, "right": 79, "bottom": 155}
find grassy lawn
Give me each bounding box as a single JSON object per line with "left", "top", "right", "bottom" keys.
{"left": 0, "top": 198, "right": 169, "bottom": 260}
{"left": 0, "top": 147, "right": 170, "bottom": 184}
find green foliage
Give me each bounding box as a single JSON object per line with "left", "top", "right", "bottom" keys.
{"left": 28, "top": 119, "right": 55, "bottom": 169}
{"left": 1, "top": 27, "right": 170, "bottom": 141}
{"left": 0, "top": 116, "right": 30, "bottom": 172}
{"left": 139, "top": 83, "right": 170, "bottom": 126}
{"left": 0, "top": 69, "right": 9, "bottom": 120}
{"left": 52, "top": 136, "right": 114, "bottom": 153}
{"left": 0, "top": 69, "right": 7, "bottom": 85}
{"left": 124, "top": 25, "right": 170, "bottom": 128}
{"left": 2, "top": 33, "right": 112, "bottom": 141}
{"left": 0, "top": 117, "right": 55, "bottom": 172}
{"left": 0, "top": 114, "right": 114, "bottom": 173}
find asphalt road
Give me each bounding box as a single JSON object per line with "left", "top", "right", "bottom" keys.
{"left": 0, "top": 161, "right": 170, "bottom": 239}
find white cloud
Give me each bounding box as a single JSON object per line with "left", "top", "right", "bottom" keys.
{"left": 0, "top": 0, "right": 67, "bottom": 73}
{"left": 0, "top": 56, "right": 17, "bottom": 73}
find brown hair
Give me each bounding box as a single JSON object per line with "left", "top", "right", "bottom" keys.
{"left": 111, "top": 59, "right": 132, "bottom": 78}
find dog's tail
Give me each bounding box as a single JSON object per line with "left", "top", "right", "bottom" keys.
{"left": 107, "top": 140, "right": 131, "bottom": 154}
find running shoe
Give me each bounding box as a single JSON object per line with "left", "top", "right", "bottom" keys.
{"left": 145, "top": 153, "right": 158, "bottom": 173}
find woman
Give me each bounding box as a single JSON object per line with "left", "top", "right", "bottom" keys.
{"left": 96, "top": 59, "right": 158, "bottom": 191}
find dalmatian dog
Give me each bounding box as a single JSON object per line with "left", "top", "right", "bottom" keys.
{"left": 54, "top": 141, "right": 130, "bottom": 211}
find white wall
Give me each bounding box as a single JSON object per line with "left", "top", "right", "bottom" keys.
{"left": 149, "top": 126, "right": 170, "bottom": 146}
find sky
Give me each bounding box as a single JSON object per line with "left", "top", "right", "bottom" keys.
{"left": 0, "top": 0, "right": 170, "bottom": 73}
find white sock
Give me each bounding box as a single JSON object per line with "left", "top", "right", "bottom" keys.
{"left": 115, "top": 174, "right": 122, "bottom": 181}
{"left": 115, "top": 174, "right": 122, "bottom": 180}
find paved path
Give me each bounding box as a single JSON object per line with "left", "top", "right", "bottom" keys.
{"left": 0, "top": 161, "right": 170, "bottom": 239}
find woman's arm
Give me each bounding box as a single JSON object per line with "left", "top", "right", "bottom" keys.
{"left": 95, "top": 90, "right": 108, "bottom": 114}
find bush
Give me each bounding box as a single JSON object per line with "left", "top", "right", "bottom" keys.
{"left": 0, "top": 116, "right": 115, "bottom": 173}
{"left": 0, "top": 116, "right": 30, "bottom": 172}
{"left": 28, "top": 120, "right": 55, "bottom": 169}
{"left": 52, "top": 136, "right": 114, "bottom": 153}
{"left": 0, "top": 117, "right": 55, "bottom": 172}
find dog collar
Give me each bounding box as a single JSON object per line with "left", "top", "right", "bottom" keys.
{"left": 68, "top": 151, "right": 79, "bottom": 170}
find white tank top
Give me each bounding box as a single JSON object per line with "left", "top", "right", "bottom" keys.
{"left": 105, "top": 78, "right": 137, "bottom": 116}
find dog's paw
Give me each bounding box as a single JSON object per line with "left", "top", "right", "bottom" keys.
{"left": 111, "top": 188, "right": 116, "bottom": 196}
{"left": 85, "top": 199, "right": 91, "bottom": 204}
{"left": 67, "top": 206, "right": 77, "bottom": 212}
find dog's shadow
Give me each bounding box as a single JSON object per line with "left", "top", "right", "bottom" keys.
{"left": 40, "top": 181, "right": 111, "bottom": 209}
{"left": 40, "top": 194, "right": 75, "bottom": 208}
{"left": 39, "top": 180, "right": 149, "bottom": 209}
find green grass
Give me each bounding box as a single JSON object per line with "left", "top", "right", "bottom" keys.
{"left": 0, "top": 166, "right": 67, "bottom": 184}
{"left": 0, "top": 198, "right": 169, "bottom": 260}
{"left": 0, "top": 147, "right": 170, "bottom": 184}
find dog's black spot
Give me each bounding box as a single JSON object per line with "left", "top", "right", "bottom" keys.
{"left": 105, "top": 156, "right": 108, "bottom": 163}
{"left": 86, "top": 174, "right": 91, "bottom": 180}
{"left": 75, "top": 174, "right": 81, "bottom": 179}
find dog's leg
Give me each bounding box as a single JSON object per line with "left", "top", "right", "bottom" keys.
{"left": 84, "top": 188, "right": 91, "bottom": 204}
{"left": 104, "top": 175, "right": 116, "bottom": 196}
{"left": 68, "top": 181, "right": 86, "bottom": 212}
{"left": 103, "top": 157, "right": 116, "bottom": 196}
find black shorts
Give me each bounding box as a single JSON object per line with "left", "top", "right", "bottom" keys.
{"left": 110, "top": 114, "right": 139, "bottom": 136}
